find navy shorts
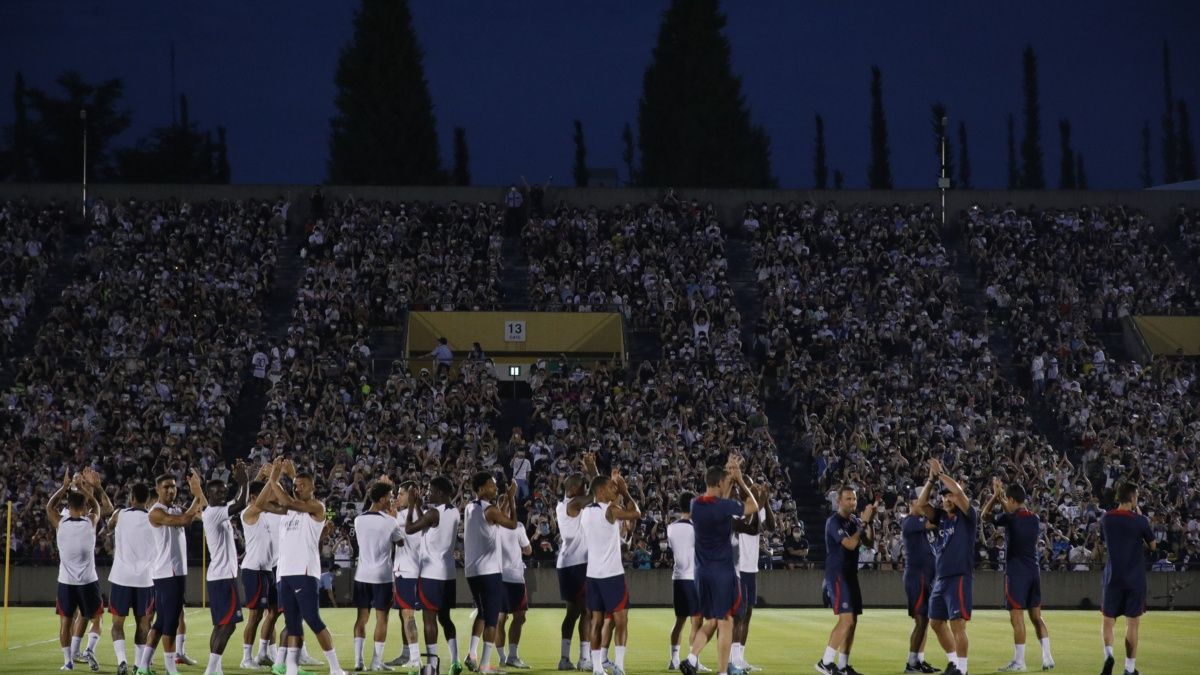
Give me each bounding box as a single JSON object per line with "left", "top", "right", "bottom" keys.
{"left": 467, "top": 574, "right": 504, "bottom": 628}
{"left": 277, "top": 575, "right": 326, "bottom": 636}
{"left": 929, "top": 574, "right": 972, "bottom": 621}
{"left": 207, "top": 578, "right": 244, "bottom": 626}
{"left": 557, "top": 563, "right": 587, "bottom": 603}
{"left": 1004, "top": 573, "right": 1042, "bottom": 610}
{"left": 354, "top": 581, "right": 394, "bottom": 611}
{"left": 1102, "top": 584, "right": 1147, "bottom": 619}
{"left": 697, "top": 567, "right": 742, "bottom": 620}
{"left": 824, "top": 573, "right": 863, "bottom": 616}
{"left": 57, "top": 581, "right": 103, "bottom": 619}
{"left": 417, "top": 578, "right": 456, "bottom": 612}
{"left": 737, "top": 572, "right": 757, "bottom": 616}
{"left": 586, "top": 575, "right": 629, "bottom": 615}
{"left": 672, "top": 579, "right": 700, "bottom": 618}
{"left": 503, "top": 581, "right": 528, "bottom": 614}
{"left": 393, "top": 576, "right": 421, "bottom": 611}
{"left": 242, "top": 569, "right": 277, "bottom": 610}
{"left": 109, "top": 583, "right": 154, "bottom": 618}
{"left": 904, "top": 572, "right": 932, "bottom": 618}
{"left": 151, "top": 575, "right": 187, "bottom": 634}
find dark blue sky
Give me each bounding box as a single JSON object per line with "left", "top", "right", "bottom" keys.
{"left": 2, "top": 0, "right": 1197, "bottom": 189}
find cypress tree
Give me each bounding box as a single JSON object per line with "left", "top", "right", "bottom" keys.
{"left": 1020, "top": 45, "right": 1045, "bottom": 188}
{"left": 1178, "top": 100, "right": 1197, "bottom": 181}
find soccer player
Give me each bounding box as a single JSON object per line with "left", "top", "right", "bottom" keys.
{"left": 815, "top": 485, "right": 876, "bottom": 675}
{"left": 200, "top": 461, "right": 252, "bottom": 675}
{"left": 679, "top": 455, "right": 759, "bottom": 675}
{"left": 900, "top": 499, "right": 939, "bottom": 673}
{"left": 240, "top": 472, "right": 286, "bottom": 669}
{"left": 405, "top": 476, "right": 463, "bottom": 674}
{"left": 666, "top": 491, "right": 700, "bottom": 671}
{"left": 108, "top": 483, "right": 156, "bottom": 675}
{"left": 259, "top": 458, "right": 348, "bottom": 675}
{"left": 352, "top": 479, "right": 405, "bottom": 672}
{"left": 47, "top": 468, "right": 104, "bottom": 672}
{"left": 1098, "top": 482, "right": 1156, "bottom": 675}
{"left": 557, "top": 452, "right": 600, "bottom": 671}
{"left": 386, "top": 481, "right": 424, "bottom": 670}
{"left": 581, "top": 469, "right": 641, "bottom": 675}
{"left": 463, "top": 473, "right": 519, "bottom": 673}
{"left": 496, "top": 507, "right": 533, "bottom": 669}
{"left": 733, "top": 482, "right": 773, "bottom": 672}
{"left": 138, "top": 470, "right": 205, "bottom": 675}
{"left": 915, "top": 458, "right": 975, "bottom": 675}
{"left": 981, "top": 477, "right": 1054, "bottom": 672}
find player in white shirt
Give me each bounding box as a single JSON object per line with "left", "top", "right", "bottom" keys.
{"left": 138, "top": 470, "right": 205, "bottom": 675}
{"left": 405, "top": 476, "right": 462, "bottom": 674}
{"left": 386, "top": 481, "right": 424, "bottom": 669}
{"left": 557, "top": 452, "right": 600, "bottom": 670}
{"left": 732, "top": 483, "right": 773, "bottom": 673}
{"left": 351, "top": 480, "right": 405, "bottom": 672}
{"left": 199, "top": 462, "right": 252, "bottom": 675}
{"left": 47, "top": 468, "right": 104, "bottom": 672}
{"left": 107, "top": 483, "right": 156, "bottom": 675}
{"left": 67, "top": 471, "right": 114, "bottom": 669}
{"left": 496, "top": 517, "right": 532, "bottom": 670}
{"left": 239, "top": 471, "right": 288, "bottom": 669}
{"left": 580, "top": 470, "right": 641, "bottom": 675}
{"left": 462, "top": 474, "right": 519, "bottom": 673}
{"left": 257, "top": 457, "right": 348, "bottom": 675}
{"left": 666, "top": 492, "right": 700, "bottom": 671}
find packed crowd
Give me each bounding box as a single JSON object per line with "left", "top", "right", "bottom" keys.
{"left": 0, "top": 196, "right": 286, "bottom": 562}
{"left": 0, "top": 198, "right": 67, "bottom": 360}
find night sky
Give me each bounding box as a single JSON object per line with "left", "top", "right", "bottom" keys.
{"left": 2, "top": 0, "right": 1197, "bottom": 189}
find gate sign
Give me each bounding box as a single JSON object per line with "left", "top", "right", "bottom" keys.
{"left": 504, "top": 320, "right": 526, "bottom": 342}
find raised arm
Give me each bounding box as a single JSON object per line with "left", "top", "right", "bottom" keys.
{"left": 935, "top": 461, "right": 970, "bottom": 513}
{"left": 405, "top": 491, "right": 440, "bottom": 534}
{"left": 486, "top": 482, "right": 519, "bottom": 530}
{"left": 46, "top": 467, "right": 71, "bottom": 530}
{"left": 83, "top": 468, "right": 114, "bottom": 518}
{"left": 226, "top": 461, "right": 251, "bottom": 518}
{"left": 607, "top": 472, "right": 642, "bottom": 522}
{"left": 914, "top": 458, "right": 939, "bottom": 518}
{"left": 727, "top": 455, "right": 759, "bottom": 517}
{"left": 756, "top": 483, "right": 777, "bottom": 532}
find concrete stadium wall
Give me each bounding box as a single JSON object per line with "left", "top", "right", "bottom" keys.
{"left": 6, "top": 567, "right": 1199, "bottom": 610}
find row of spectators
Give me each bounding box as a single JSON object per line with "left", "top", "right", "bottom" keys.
{"left": 0, "top": 198, "right": 67, "bottom": 361}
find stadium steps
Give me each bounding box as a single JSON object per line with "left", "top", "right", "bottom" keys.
{"left": 0, "top": 225, "right": 87, "bottom": 390}
{"left": 765, "top": 395, "right": 827, "bottom": 560}
{"left": 500, "top": 235, "right": 529, "bottom": 309}
{"left": 626, "top": 330, "right": 663, "bottom": 362}
{"left": 367, "top": 326, "right": 406, "bottom": 389}
{"left": 725, "top": 236, "right": 761, "bottom": 360}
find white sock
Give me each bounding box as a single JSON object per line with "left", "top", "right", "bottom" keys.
{"left": 427, "top": 644, "right": 439, "bottom": 665}
{"left": 908, "top": 651, "right": 919, "bottom": 666}
{"left": 324, "top": 648, "right": 342, "bottom": 672}
{"left": 164, "top": 651, "right": 178, "bottom": 674}
{"left": 71, "top": 635, "right": 82, "bottom": 656}
{"left": 687, "top": 652, "right": 698, "bottom": 666}
{"left": 86, "top": 632, "right": 100, "bottom": 654}
{"left": 299, "top": 643, "right": 313, "bottom": 660}
{"left": 581, "top": 641, "right": 591, "bottom": 661}
{"left": 286, "top": 647, "right": 299, "bottom": 675}
{"left": 511, "top": 643, "right": 520, "bottom": 660}
{"left": 731, "top": 643, "right": 742, "bottom": 663}
{"left": 354, "top": 637, "right": 365, "bottom": 664}
{"left": 837, "top": 652, "right": 848, "bottom": 668}
{"left": 918, "top": 651, "right": 926, "bottom": 663}
{"left": 591, "top": 649, "right": 604, "bottom": 673}
{"left": 448, "top": 638, "right": 459, "bottom": 663}
{"left": 562, "top": 639, "right": 573, "bottom": 660}
{"left": 269, "top": 643, "right": 279, "bottom": 661}
{"left": 958, "top": 656, "right": 968, "bottom": 674}
{"left": 176, "top": 634, "right": 186, "bottom": 655}
{"left": 205, "top": 652, "right": 222, "bottom": 674}
{"left": 822, "top": 646, "right": 837, "bottom": 664}
{"left": 1014, "top": 643, "right": 1026, "bottom": 663}
{"left": 374, "top": 641, "right": 386, "bottom": 664}
{"left": 615, "top": 646, "right": 626, "bottom": 669}
{"left": 602, "top": 646, "right": 609, "bottom": 662}
{"left": 1125, "top": 657, "right": 1136, "bottom": 673}
{"left": 139, "top": 645, "right": 156, "bottom": 669}
{"left": 671, "top": 645, "right": 680, "bottom": 662}
{"left": 242, "top": 644, "right": 253, "bottom": 662}
{"left": 946, "top": 650, "right": 958, "bottom": 667}
{"left": 1104, "top": 645, "right": 1114, "bottom": 659}
{"left": 481, "top": 643, "right": 494, "bottom": 668}
{"left": 410, "top": 643, "right": 420, "bottom": 662}
{"left": 63, "top": 646, "right": 73, "bottom": 666}
{"left": 114, "top": 639, "right": 128, "bottom": 665}
{"left": 1040, "top": 637, "right": 1052, "bottom": 662}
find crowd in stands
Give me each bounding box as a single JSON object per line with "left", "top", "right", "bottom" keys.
{"left": 0, "top": 198, "right": 67, "bottom": 360}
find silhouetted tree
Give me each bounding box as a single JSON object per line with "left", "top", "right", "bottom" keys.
{"left": 1178, "top": 100, "right": 1197, "bottom": 181}
{"left": 573, "top": 119, "right": 589, "bottom": 187}
{"left": 813, "top": 113, "right": 828, "bottom": 189}
{"left": 868, "top": 66, "right": 893, "bottom": 189}
{"left": 1020, "top": 45, "right": 1045, "bottom": 188}
{"left": 116, "top": 93, "right": 229, "bottom": 183}
{"left": 3, "top": 72, "right": 34, "bottom": 181}
{"left": 21, "top": 71, "right": 130, "bottom": 181}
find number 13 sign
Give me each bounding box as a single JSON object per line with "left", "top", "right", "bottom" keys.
{"left": 504, "top": 320, "right": 526, "bottom": 342}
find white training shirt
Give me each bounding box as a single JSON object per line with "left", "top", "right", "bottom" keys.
{"left": 276, "top": 509, "right": 325, "bottom": 579}
{"left": 500, "top": 522, "right": 531, "bottom": 584}
{"left": 464, "top": 499, "right": 502, "bottom": 577}
{"left": 57, "top": 517, "right": 98, "bottom": 585}
{"left": 666, "top": 519, "right": 695, "bottom": 581}
{"left": 581, "top": 502, "right": 623, "bottom": 579}
{"left": 202, "top": 505, "right": 240, "bottom": 581}
{"left": 556, "top": 498, "right": 588, "bottom": 568}
{"left": 149, "top": 503, "right": 189, "bottom": 579}
{"left": 240, "top": 510, "right": 277, "bottom": 571}
{"left": 354, "top": 511, "right": 403, "bottom": 584}
{"left": 419, "top": 504, "right": 460, "bottom": 581}
{"left": 737, "top": 531, "right": 761, "bottom": 574}
{"left": 109, "top": 507, "right": 154, "bottom": 587}
{"left": 392, "top": 511, "right": 423, "bottom": 579}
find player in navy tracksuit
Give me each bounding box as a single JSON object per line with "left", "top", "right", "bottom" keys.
{"left": 901, "top": 504, "right": 938, "bottom": 673}
{"left": 815, "top": 486, "right": 876, "bottom": 675}
{"left": 981, "top": 478, "right": 1055, "bottom": 672}
{"left": 1098, "top": 482, "right": 1156, "bottom": 675}
{"left": 915, "top": 458, "right": 974, "bottom": 675}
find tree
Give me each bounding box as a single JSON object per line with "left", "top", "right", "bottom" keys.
{"left": 21, "top": 71, "right": 130, "bottom": 182}
{"left": 1162, "top": 40, "right": 1178, "bottom": 184}
{"left": 957, "top": 121, "right": 972, "bottom": 189}
{"left": 116, "top": 94, "right": 229, "bottom": 183}
{"left": 450, "top": 127, "right": 470, "bottom": 186}
{"left": 1020, "top": 45, "right": 1046, "bottom": 189}
{"left": 636, "top": 0, "right": 773, "bottom": 187}
{"left": 813, "top": 113, "right": 828, "bottom": 189}
{"left": 621, "top": 122, "right": 636, "bottom": 185}
{"left": 868, "top": 66, "right": 893, "bottom": 189}
{"left": 1140, "top": 121, "right": 1153, "bottom": 187}
{"left": 1178, "top": 100, "right": 1197, "bottom": 181}
{"left": 931, "top": 103, "right": 953, "bottom": 183}
{"left": 328, "top": 0, "right": 443, "bottom": 184}
{"left": 1006, "top": 114, "right": 1020, "bottom": 189}
{"left": 1058, "top": 118, "right": 1076, "bottom": 189}
{"left": 573, "top": 119, "right": 589, "bottom": 187}
{"left": 833, "top": 169, "right": 844, "bottom": 190}
{"left": 3, "top": 72, "right": 34, "bottom": 181}
{"left": 1076, "top": 152, "right": 1087, "bottom": 189}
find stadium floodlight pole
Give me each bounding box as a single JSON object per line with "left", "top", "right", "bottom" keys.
{"left": 938, "top": 115, "right": 949, "bottom": 227}
{"left": 81, "top": 108, "right": 88, "bottom": 223}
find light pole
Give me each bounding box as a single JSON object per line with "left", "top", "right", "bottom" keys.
{"left": 938, "top": 115, "right": 950, "bottom": 227}
{"left": 80, "top": 108, "right": 88, "bottom": 222}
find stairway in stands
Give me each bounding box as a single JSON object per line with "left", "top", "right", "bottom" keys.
{"left": 499, "top": 235, "right": 529, "bottom": 309}
{"left": 219, "top": 203, "right": 311, "bottom": 459}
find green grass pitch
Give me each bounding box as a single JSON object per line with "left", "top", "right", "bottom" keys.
{"left": 2, "top": 607, "right": 1198, "bottom": 674}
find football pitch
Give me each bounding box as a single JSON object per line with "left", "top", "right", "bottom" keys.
{"left": 2, "top": 608, "right": 1198, "bottom": 674}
